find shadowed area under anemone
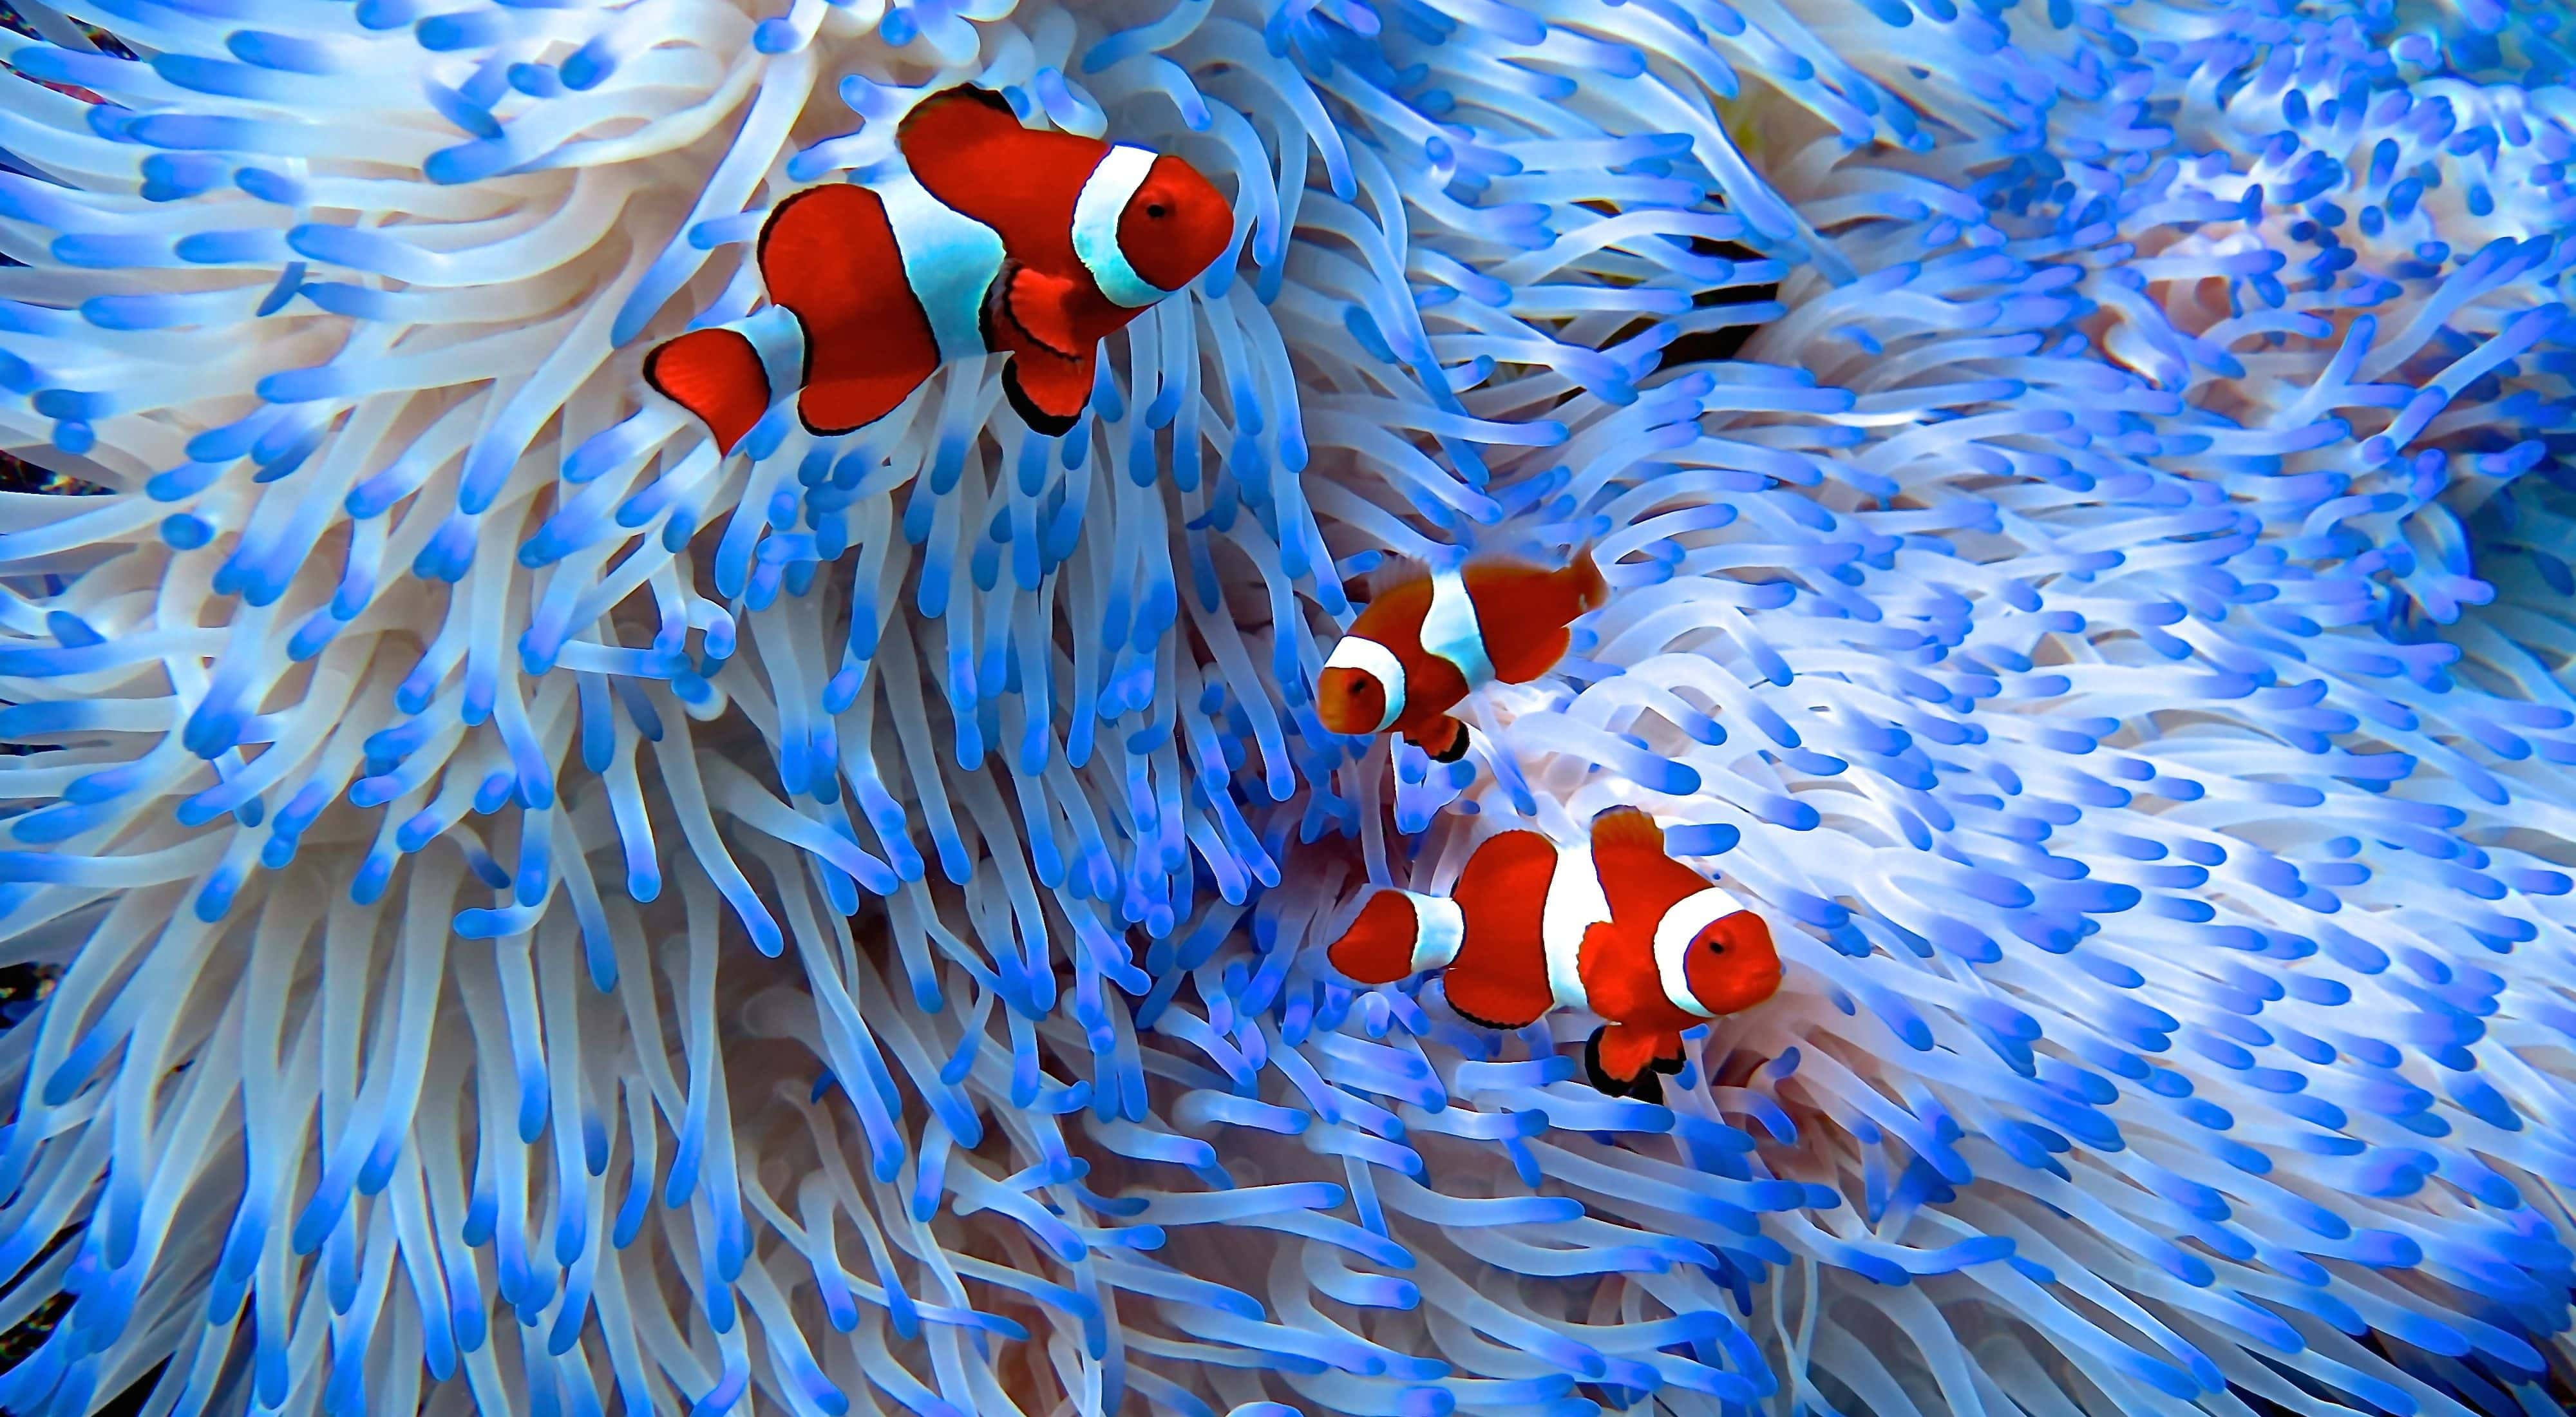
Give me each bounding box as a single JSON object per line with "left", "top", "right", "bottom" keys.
{"left": 1, "top": 0, "right": 2575, "bottom": 1413}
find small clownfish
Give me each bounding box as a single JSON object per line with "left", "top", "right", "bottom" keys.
{"left": 1327, "top": 807, "right": 1782, "bottom": 1104}
{"left": 1314, "top": 549, "right": 1608, "bottom": 763}
{"left": 645, "top": 85, "right": 1235, "bottom": 452}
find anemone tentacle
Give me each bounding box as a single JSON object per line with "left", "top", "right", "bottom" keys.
{"left": 4, "top": 0, "right": 2576, "bottom": 1412}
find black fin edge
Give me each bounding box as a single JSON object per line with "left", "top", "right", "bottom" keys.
{"left": 897, "top": 82, "right": 1022, "bottom": 142}
{"left": 1428, "top": 720, "right": 1472, "bottom": 763}
{"left": 1448, "top": 1000, "right": 1537, "bottom": 1034}
{"left": 1002, "top": 359, "right": 1083, "bottom": 438}
{"left": 1583, "top": 1027, "right": 1629, "bottom": 1098}
{"left": 1581, "top": 1027, "right": 1673, "bottom": 1103}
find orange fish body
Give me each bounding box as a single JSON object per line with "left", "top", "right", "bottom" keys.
{"left": 645, "top": 86, "right": 1235, "bottom": 452}
{"left": 1327, "top": 808, "right": 1782, "bottom": 1102}
{"left": 1314, "top": 549, "right": 1608, "bottom": 761}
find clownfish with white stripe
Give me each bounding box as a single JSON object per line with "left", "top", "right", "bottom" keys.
{"left": 1327, "top": 807, "right": 1783, "bottom": 1103}
{"left": 1315, "top": 548, "right": 1609, "bottom": 763}
{"left": 644, "top": 85, "right": 1234, "bottom": 451}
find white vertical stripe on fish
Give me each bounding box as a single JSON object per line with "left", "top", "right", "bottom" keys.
{"left": 1540, "top": 845, "right": 1611, "bottom": 1013}
{"left": 1072, "top": 144, "right": 1168, "bottom": 309}
{"left": 875, "top": 168, "right": 1009, "bottom": 364}
{"left": 733, "top": 304, "right": 807, "bottom": 405}
{"left": 1406, "top": 891, "right": 1468, "bottom": 974}
{"left": 1652, "top": 889, "right": 1737, "bottom": 1020}
{"left": 1323, "top": 635, "right": 1406, "bottom": 731}
{"left": 1421, "top": 566, "right": 1495, "bottom": 688}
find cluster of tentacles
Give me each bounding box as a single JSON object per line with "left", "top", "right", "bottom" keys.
{"left": 0, "top": 0, "right": 2573, "bottom": 1412}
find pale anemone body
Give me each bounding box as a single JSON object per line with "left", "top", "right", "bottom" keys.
{"left": 1, "top": 0, "right": 2575, "bottom": 1412}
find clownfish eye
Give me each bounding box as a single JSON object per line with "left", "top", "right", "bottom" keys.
{"left": 1705, "top": 940, "right": 1726, "bottom": 955}
{"left": 1146, "top": 202, "right": 1168, "bottom": 219}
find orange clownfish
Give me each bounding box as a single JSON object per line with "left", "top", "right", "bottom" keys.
{"left": 645, "top": 86, "right": 1235, "bottom": 452}
{"left": 1327, "top": 807, "right": 1782, "bottom": 1104}
{"left": 1314, "top": 549, "right": 1608, "bottom": 763}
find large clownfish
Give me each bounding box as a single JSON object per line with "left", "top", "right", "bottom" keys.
{"left": 1327, "top": 807, "right": 1783, "bottom": 1103}
{"left": 645, "top": 86, "right": 1235, "bottom": 452}
{"left": 1314, "top": 549, "right": 1608, "bottom": 763}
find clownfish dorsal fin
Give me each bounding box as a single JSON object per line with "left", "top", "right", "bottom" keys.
{"left": 1361, "top": 555, "right": 1434, "bottom": 602}
{"left": 1344, "top": 559, "right": 1439, "bottom": 648}
{"left": 1590, "top": 805, "right": 1666, "bottom": 855}
{"left": 896, "top": 84, "right": 1024, "bottom": 152}
{"left": 1589, "top": 806, "right": 1709, "bottom": 924}
{"left": 1564, "top": 542, "right": 1609, "bottom": 614}
{"left": 998, "top": 262, "right": 1088, "bottom": 360}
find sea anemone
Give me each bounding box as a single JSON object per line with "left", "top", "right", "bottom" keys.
{"left": 4, "top": 0, "right": 2576, "bottom": 1411}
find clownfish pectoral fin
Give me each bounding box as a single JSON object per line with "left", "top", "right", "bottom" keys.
{"left": 1584, "top": 1023, "right": 1678, "bottom": 1101}
{"left": 996, "top": 262, "right": 1089, "bottom": 360}
{"left": 644, "top": 327, "right": 772, "bottom": 455}
{"left": 1000, "top": 350, "right": 1094, "bottom": 438}
{"left": 1405, "top": 714, "right": 1470, "bottom": 763}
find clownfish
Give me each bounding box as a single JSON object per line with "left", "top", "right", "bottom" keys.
{"left": 1314, "top": 549, "right": 1608, "bottom": 763}
{"left": 645, "top": 86, "right": 1235, "bottom": 452}
{"left": 1327, "top": 807, "right": 1782, "bottom": 1103}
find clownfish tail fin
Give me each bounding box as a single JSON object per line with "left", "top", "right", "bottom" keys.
{"left": 1326, "top": 890, "right": 1425, "bottom": 986}
{"left": 645, "top": 326, "right": 772, "bottom": 456}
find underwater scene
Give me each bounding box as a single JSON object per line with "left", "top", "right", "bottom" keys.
{"left": 0, "top": 0, "right": 2571, "bottom": 1412}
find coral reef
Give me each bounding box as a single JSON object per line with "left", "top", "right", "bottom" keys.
{"left": 0, "top": 0, "right": 2573, "bottom": 1411}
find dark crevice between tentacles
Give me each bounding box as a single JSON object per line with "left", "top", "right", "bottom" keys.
{"left": 0, "top": 971, "right": 164, "bottom": 1416}
{"left": 1568, "top": 202, "right": 1783, "bottom": 372}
